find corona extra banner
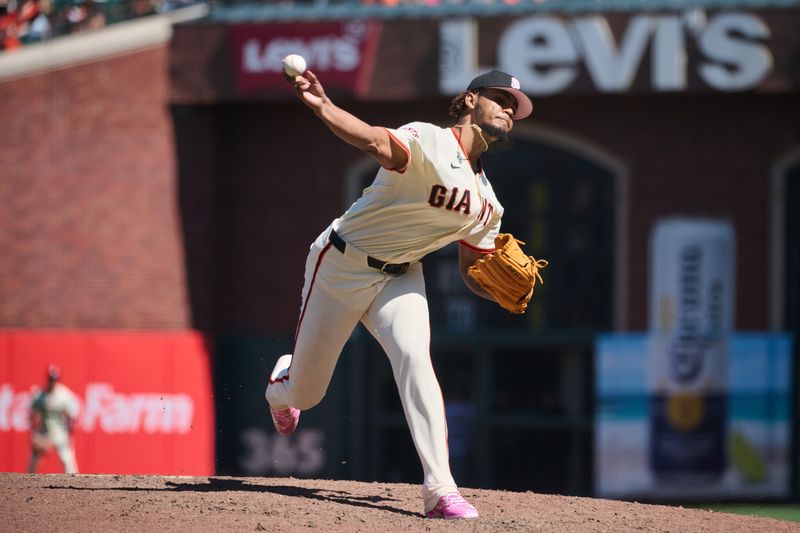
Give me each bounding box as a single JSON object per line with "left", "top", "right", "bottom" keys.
{"left": 647, "top": 218, "right": 735, "bottom": 483}
{"left": 0, "top": 331, "right": 214, "bottom": 475}
{"left": 595, "top": 332, "right": 792, "bottom": 499}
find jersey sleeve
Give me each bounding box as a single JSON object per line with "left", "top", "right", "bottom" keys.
{"left": 382, "top": 122, "right": 428, "bottom": 174}
{"left": 459, "top": 205, "right": 503, "bottom": 252}
{"left": 459, "top": 223, "right": 500, "bottom": 253}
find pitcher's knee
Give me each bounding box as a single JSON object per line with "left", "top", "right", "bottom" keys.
{"left": 266, "top": 379, "right": 327, "bottom": 410}
{"left": 292, "top": 393, "right": 325, "bottom": 411}
{"left": 286, "top": 385, "right": 327, "bottom": 411}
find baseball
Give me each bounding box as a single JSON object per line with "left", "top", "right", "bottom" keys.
{"left": 282, "top": 54, "right": 307, "bottom": 77}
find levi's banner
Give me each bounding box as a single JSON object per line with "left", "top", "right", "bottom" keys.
{"left": 0, "top": 331, "right": 214, "bottom": 475}
{"left": 231, "top": 21, "right": 382, "bottom": 97}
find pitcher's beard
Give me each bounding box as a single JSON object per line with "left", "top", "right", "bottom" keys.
{"left": 477, "top": 121, "right": 509, "bottom": 147}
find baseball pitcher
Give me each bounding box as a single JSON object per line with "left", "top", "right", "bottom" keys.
{"left": 266, "top": 65, "right": 546, "bottom": 519}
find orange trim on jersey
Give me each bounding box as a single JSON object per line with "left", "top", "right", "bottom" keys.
{"left": 269, "top": 242, "right": 333, "bottom": 385}
{"left": 383, "top": 128, "right": 411, "bottom": 174}
{"left": 294, "top": 241, "right": 332, "bottom": 340}
{"left": 458, "top": 240, "right": 495, "bottom": 254}
{"left": 450, "top": 127, "right": 469, "bottom": 162}
{"left": 450, "top": 127, "right": 482, "bottom": 174}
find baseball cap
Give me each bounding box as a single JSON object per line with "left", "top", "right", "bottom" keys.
{"left": 467, "top": 70, "right": 533, "bottom": 120}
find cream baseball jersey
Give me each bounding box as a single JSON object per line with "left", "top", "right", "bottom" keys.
{"left": 333, "top": 121, "right": 504, "bottom": 264}
{"left": 31, "top": 383, "right": 79, "bottom": 433}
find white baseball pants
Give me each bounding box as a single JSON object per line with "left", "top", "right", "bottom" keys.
{"left": 28, "top": 429, "right": 78, "bottom": 474}
{"left": 265, "top": 225, "right": 456, "bottom": 511}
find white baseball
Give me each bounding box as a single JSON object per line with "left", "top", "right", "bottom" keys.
{"left": 282, "top": 54, "right": 307, "bottom": 77}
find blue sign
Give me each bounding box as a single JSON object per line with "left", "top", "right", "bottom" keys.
{"left": 595, "top": 333, "right": 792, "bottom": 499}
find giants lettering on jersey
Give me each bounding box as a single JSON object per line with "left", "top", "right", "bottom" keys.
{"left": 476, "top": 197, "right": 494, "bottom": 227}
{"left": 428, "top": 185, "right": 471, "bottom": 214}
{"left": 427, "top": 185, "right": 494, "bottom": 227}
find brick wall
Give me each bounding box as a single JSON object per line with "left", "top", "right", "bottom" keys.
{"left": 0, "top": 45, "right": 190, "bottom": 328}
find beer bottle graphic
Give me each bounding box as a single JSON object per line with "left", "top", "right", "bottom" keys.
{"left": 648, "top": 218, "right": 734, "bottom": 483}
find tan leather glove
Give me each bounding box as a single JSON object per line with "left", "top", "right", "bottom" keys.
{"left": 467, "top": 233, "right": 548, "bottom": 314}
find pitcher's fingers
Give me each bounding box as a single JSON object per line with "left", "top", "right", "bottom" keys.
{"left": 295, "top": 78, "right": 311, "bottom": 92}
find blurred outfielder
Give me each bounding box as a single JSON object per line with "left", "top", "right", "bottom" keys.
{"left": 266, "top": 66, "right": 545, "bottom": 519}
{"left": 28, "top": 364, "right": 80, "bottom": 474}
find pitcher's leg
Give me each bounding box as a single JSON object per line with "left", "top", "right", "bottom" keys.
{"left": 28, "top": 450, "right": 41, "bottom": 473}
{"left": 55, "top": 441, "right": 78, "bottom": 474}
{"left": 63, "top": 447, "right": 78, "bottom": 474}
{"left": 266, "top": 238, "right": 373, "bottom": 413}
{"left": 266, "top": 280, "right": 364, "bottom": 411}
{"left": 361, "top": 264, "right": 457, "bottom": 512}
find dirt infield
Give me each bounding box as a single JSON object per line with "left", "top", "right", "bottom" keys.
{"left": 1, "top": 473, "right": 797, "bottom": 532}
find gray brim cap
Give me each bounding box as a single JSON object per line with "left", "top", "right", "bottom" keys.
{"left": 467, "top": 70, "right": 533, "bottom": 120}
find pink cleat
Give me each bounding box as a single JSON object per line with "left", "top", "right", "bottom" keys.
{"left": 270, "top": 406, "right": 300, "bottom": 436}
{"left": 425, "top": 492, "right": 479, "bottom": 519}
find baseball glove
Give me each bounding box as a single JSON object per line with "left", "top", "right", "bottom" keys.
{"left": 467, "top": 233, "right": 548, "bottom": 314}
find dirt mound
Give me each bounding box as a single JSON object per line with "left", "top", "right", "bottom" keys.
{"left": 1, "top": 473, "right": 796, "bottom": 532}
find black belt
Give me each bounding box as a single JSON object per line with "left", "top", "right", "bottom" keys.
{"left": 329, "top": 230, "right": 410, "bottom": 276}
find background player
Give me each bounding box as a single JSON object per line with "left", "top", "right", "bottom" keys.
{"left": 28, "top": 364, "right": 80, "bottom": 474}
{"left": 266, "top": 66, "right": 533, "bottom": 519}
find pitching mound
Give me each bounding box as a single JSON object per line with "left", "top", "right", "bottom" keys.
{"left": 1, "top": 473, "right": 795, "bottom": 532}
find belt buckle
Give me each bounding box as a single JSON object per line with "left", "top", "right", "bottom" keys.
{"left": 382, "top": 262, "right": 409, "bottom": 275}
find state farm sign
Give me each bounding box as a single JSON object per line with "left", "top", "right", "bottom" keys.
{"left": 232, "top": 21, "right": 382, "bottom": 96}
{"left": 83, "top": 383, "right": 194, "bottom": 433}
{"left": 0, "top": 383, "right": 194, "bottom": 434}
{"left": 441, "top": 12, "right": 773, "bottom": 95}
{"left": 0, "top": 330, "right": 214, "bottom": 475}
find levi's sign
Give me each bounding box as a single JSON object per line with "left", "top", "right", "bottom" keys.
{"left": 440, "top": 12, "right": 773, "bottom": 95}
{"left": 232, "top": 21, "right": 382, "bottom": 96}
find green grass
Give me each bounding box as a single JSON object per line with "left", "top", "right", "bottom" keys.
{"left": 690, "top": 504, "right": 800, "bottom": 522}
